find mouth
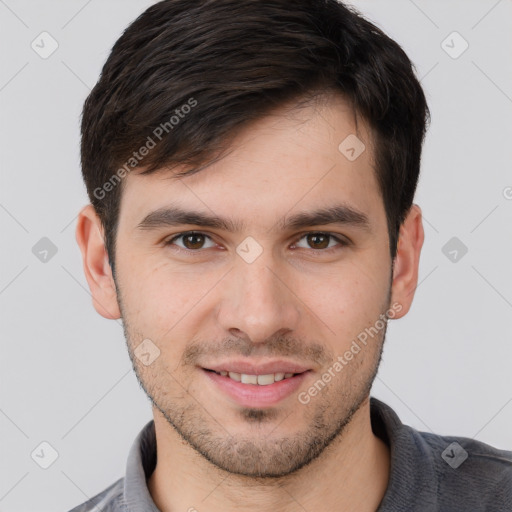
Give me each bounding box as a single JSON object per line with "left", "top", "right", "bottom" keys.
{"left": 203, "top": 368, "right": 305, "bottom": 386}
{"left": 201, "top": 365, "right": 312, "bottom": 408}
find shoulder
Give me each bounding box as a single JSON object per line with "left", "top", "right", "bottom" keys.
{"left": 67, "top": 477, "right": 125, "bottom": 512}
{"left": 414, "top": 428, "right": 512, "bottom": 510}
{"left": 371, "top": 398, "right": 512, "bottom": 511}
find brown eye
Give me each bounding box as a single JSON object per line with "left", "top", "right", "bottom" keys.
{"left": 306, "top": 233, "right": 330, "bottom": 249}
{"left": 293, "top": 232, "right": 347, "bottom": 252}
{"left": 166, "top": 232, "right": 215, "bottom": 251}
{"left": 182, "top": 233, "right": 205, "bottom": 249}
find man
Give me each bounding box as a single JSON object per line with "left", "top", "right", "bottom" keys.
{"left": 70, "top": 0, "right": 512, "bottom": 510}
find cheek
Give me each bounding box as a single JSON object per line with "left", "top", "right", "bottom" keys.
{"left": 119, "top": 261, "right": 220, "bottom": 348}
{"left": 297, "top": 259, "right": 389, "bottom": 345}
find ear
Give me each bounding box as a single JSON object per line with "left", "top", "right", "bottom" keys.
{"left": 390, "top": 204, "right": 424, "bottom": 318}
{"left": 75, "top": 204, "right": 121, "bottom": 319}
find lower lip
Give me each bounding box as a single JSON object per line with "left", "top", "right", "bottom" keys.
{"left": 202, "top": 369, "right": 310, "bottom": 408}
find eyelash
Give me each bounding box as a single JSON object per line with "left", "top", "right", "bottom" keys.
{"left": 164, "top": 231, "right": 349, "bottom": 255}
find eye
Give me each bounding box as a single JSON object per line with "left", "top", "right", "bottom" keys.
{"left": 165, "top": 231, "right": 216, "bottom": 251}
{"left": 164, "top": 231, "right": 348, "bottom": 254}
{"left": 292, "top": 232, "right": 347, "bottom": 252}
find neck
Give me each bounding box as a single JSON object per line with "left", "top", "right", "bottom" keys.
{"left": 147, "top": 396, "right": 390, "bottom": 512}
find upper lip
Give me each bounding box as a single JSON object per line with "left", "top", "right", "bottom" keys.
{"left": 202, "top": 360, "right": 312, "bottom": 375}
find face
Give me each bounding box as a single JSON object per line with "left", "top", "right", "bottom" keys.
{"left": 88, "top": 93, "right": 413, "bottom": 478}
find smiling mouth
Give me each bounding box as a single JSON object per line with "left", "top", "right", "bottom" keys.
{"left": 203, "top": 368, "right": 306, "bottom": 386}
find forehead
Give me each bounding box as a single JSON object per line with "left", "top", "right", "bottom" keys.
{"left": 118, "top": 92, "right": 384, "bottom": 233}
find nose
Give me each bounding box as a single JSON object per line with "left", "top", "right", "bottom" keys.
{"left": 216, "top": 254, "right": 301, "bottom": 345}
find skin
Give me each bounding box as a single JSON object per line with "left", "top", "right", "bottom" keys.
{"left": 76, "top": 92, "right": 424, "bottom": 512}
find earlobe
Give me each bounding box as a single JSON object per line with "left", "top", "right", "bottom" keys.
{"left": 75, "top": 204, "right": 121, "bottom": 320}
{"left": 390, "top": 204, "right": 424, "bottom": 319}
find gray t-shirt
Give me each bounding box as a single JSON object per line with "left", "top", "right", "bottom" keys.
{"left": 68, "top": 397, "right": 512, "bottom": 511}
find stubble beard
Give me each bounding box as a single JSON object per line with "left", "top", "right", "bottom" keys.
{"left": 117, "top": 284, "right": 390, "bottom": 479}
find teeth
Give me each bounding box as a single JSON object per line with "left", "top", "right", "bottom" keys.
{"left": 241, "top": 374, "right": 258, "bottom": 384}
{"left": 257, "top": 374, "right": 275, "bottom": 385}
{"left": 220, "top": 371, "right": 297, "bottom": 385}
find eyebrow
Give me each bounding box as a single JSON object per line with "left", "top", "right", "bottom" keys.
{"left": 136, "top": 203, "right": 372, "bottom": 234}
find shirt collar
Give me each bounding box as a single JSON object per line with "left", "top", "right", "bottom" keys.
{"left": 370, "top": 397, "right": 439, "bottom": 510}
{"left": 123, "top": 418, "right": 159, "bottom": 511}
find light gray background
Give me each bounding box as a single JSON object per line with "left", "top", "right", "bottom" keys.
{"left": 0, "top": 1, "right": 511, "bottom": 511}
